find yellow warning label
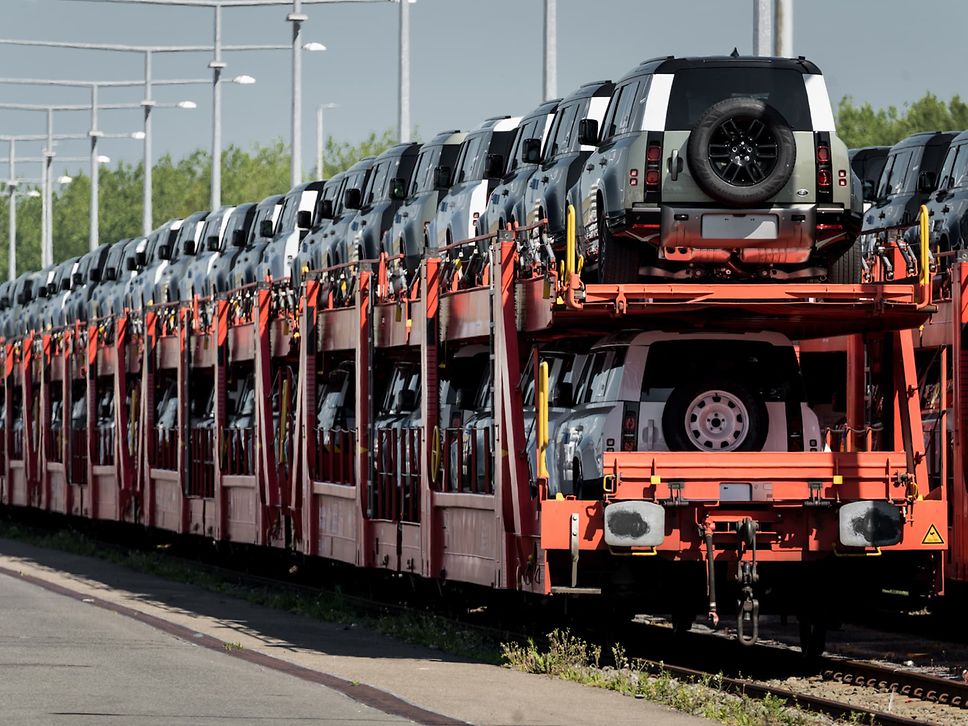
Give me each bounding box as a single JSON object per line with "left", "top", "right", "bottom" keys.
{"left": 922, "top": 524, "right": 945, "bottom": 546}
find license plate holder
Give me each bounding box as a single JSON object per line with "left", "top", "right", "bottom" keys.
{"left": 701, "top": 213, "right": 778, "bottom": 240}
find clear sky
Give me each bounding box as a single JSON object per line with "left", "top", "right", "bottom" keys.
{"left": 0, "top": 0, "right": 964, "bottom": 178}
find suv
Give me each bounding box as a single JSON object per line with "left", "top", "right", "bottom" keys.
{"left": 292, "top": 174, "right": 345, "bottom": 281}
{"left": 479, "top": 99, "right": 559, "bottom": 237}
{"left": 849, "top": 146, "right": 889, "bottom": 210}
{"left": 524, "top": 80, "right": 613, "bottom": 265}
{"left": 314, "top": 157, "right": 376, "bottom": 270}
{"left": 230, "top": 194, "right": 284, "bottom": 290}
{"left": 555, "top": 331, "right": 822, "bottom": 497}
{"left": 387, "top": 130, "right": 465, "bottom": 275}
{"left": 864, "top": 132, "right": 956, "bottom": 234}
{"left": 338, "top": 143, "right": 420, "bottom": 266}
{"left": 210, "top": 202, "right": 257, "bottom": 295}
{"left": 429, "top": 117, "right": 519, "bottom": 248}
{"left": 578, "top": 55, "right": 861, "bottom": 282}
{"left": 923, "top": 130, "right": 968, "bottom": 254}
{"left": 259, "top": 181, "right": 325, "bottom": 282}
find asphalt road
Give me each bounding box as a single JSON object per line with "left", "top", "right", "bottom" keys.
{"left": 0, "top": 571, "right": 410, "bottom": 726}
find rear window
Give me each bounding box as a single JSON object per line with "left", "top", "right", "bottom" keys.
{"left": 665, "top": 68, "right": 812, "bottom": 131}
{"left": 410, "top": 145, "right": 443, "bottom": 194}
{"left": 641, "top": 339, "right": 804, "bottom": 402}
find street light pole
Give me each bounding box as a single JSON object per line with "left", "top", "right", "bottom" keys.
{"left": 89, "top": 84, "right": 102, "bottom": 251}
{"left": 7, "top": 140, "right": 15, "bottom": 281}
{"left": 211, "top": 4, "right": 225, "bottom": 208}
{"left": 398, "top": 0, "right": 410, "bottom": 143}
{"left": 143, "top": 50, "right": 154, "bottom": 233}
{"left": 315, "top": 102, "right": 337, "bottom": 179}
{"left": 44, "top": 109, "right": 53, "bottom": 268}
{"left": 290, "top": 0, "right": 306, "bottom": 183}
{"left": 543, "top": 0, "right": 556, "bottom": 101}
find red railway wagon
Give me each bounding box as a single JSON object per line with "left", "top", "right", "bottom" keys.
{"left": 0, "top": 220, "right": 945, "bottom": 652}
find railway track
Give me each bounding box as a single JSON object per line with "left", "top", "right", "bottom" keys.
{"left": 2, "top": 513, "right": 963, "bottom": 726}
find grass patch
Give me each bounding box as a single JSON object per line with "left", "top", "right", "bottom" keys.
{"left": 503, "top": 630, "right": 862, "bottom": 726}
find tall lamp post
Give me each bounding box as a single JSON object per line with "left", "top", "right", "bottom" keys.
{"left": 0, "top": 101, "right": 180, "bottom": 266}
{"left": 0, "top": 77, "right": 203, "bottom": 250}
{"left": 315, "top": 102, "right": 338, "bottom": 179}
{"left": 0, "top": 39, "right": 272, "bottom": 229}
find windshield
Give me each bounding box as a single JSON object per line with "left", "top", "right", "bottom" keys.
{"left": 666, "top": 67, "right": 812, "bottom": 131}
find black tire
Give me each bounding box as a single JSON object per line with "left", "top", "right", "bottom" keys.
{"left": 828, "top": 239, "right": 862, "bottom": 284}
{"left": 662, "top": 378, "right": 768, "bottom": 452}
{"left": 687, "top": 97, "right": 796, "bottom": 206}
{"left": 597, "top": 208, "right": 640, "bottom": 284}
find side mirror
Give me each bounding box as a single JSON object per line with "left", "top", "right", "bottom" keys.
{"left": 343, "top": 187, "right": 362, "bottom": 210}
{"left": 389, "top": 177, "right": 407, "bottom": 200}
{"left": 183, "top": 239, "right": 196, "bottom": 255}
{"left": 158, "top": 245, "right": 171, "bottom": 260}
{"left": 206, "top": 235, "right": 220, "bottom": 252}
{"left": 127, "top": 256, "right": 138, "bottom": 271}
{"left": 89, "top": 268, "right": 101, "bottom": 283}
{"left": 485, "top": 154, "right": 505, "bottom": 178}
{"left": 522, "top": 138, "right": 542, "bottom": 164}
{"left": 47, "top": 282, "right": 57, "bottom": 295}
{"left": 232, "top": 229, "right": 246, "bottom": 247}
{"left": 105, "top": 268, "right": 117, "bottom": 281}
{"left": 918, "top": 170, "right": 937, "bottom": 193}
{"left": 259, "top": 218, "right": 275, "bottom": 238}
{"left": 72, "top": 272, "right": 83, "bottom": 286}
{"left": 577, "top": 118, "right": 599, "bottom": 146}
{"left": 16, "top": 292, "right": 25, "bottom": 304}
{"left": 296, "top": 209, "right": 312, "bottom": 229}
{"left": 318, "top": 199, "right": 334, "bottom": 220}
{"left": 433, "top": 166, "right": 451, "bottom": 189}
{"left": 862, "top": 179, "right": 875, "bottom": 202}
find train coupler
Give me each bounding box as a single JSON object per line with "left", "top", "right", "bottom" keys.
{"left": 735, "top": 517, "right": 760, "bottom": 646}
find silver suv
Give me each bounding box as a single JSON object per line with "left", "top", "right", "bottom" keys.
{"left": 555, "top": 331, "right": 822, "bottom": 497}
{"left": 577, "top": 56, "right": 861, "bottom": 282}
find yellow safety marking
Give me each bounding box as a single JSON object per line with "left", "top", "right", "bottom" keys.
{"left": 650, "top": 475, "right": 661, "bottom": 485}
{"left": 922, "top": 524, "right": 945, "bottom": 546}
{"left": 832, "top": 475, "right": 843, "bottom": 485}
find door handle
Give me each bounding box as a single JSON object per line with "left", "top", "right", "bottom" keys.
{"left": 501, "top": 189, "right": 509, "bottom": 196}
{"left": 585, "top": 165, "right": 594, "bottom": 172}
{"left": 599, "top": 159, "right": 607, "bottom": 167}
{"left": 943, "top": 205, "right": 951, "bottom": 214}
{"left": 541, "top": 176, "right": 549, "bottom": 183}
{"left": 669, "top": 149, "right": 682, "bottom": 181}
{"left": 878, "top": 212, "right": 885, "bottom": 219}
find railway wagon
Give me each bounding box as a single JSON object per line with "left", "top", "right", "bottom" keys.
{"left": 0, "top": 218, "right": 945, "bottom": 653}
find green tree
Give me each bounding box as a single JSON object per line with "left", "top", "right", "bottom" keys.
{"left": 0, "top": 128, "right": 399, "bottom": 277}
{"left": 836, "top": 92, "right": 968, "bottom": 148}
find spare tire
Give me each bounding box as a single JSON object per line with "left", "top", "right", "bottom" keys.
{"left": 662, "top": 378, "right": 768, "bottom": 452}
{"left": 687, "top": 97, "right": 796, "bottom": 206}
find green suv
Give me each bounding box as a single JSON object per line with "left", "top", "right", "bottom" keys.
{"left": 577, "top": 55, "right": 862, "bottom": 283}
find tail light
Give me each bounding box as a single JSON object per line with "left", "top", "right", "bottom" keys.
{"left": 643, "top": 131, "right": 664, "bottom": 204}
{"left": 621, "top": 403, "right": 638, "bottom": 452}
{"left": 814, "top": 132, "right": 833, "bottom": 203}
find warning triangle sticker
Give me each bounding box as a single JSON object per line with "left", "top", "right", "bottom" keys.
{"left": 922, "top": 524, "right": 945, "bottom": 545}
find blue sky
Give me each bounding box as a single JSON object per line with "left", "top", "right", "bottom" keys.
{"left": 0, "top": 0, "right": 964, "bottom": 176}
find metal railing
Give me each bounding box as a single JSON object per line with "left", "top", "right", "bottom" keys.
{"left": 311, "top": 427, "right": 355, "bottom": 485}
{"left": 440, "top": 427, "right": 493, "bottom": 494}
{"left": 221, "top": 426, "right": 255, "bottom": 476}
{"left": 188, "top": 427, "right": 216, "bottom": 498}
{"left": 94, "top": 426, "right": 115, "bottom": 466}
{"left": 69, "top": 428, "right": 87, "bottom": 484}
{"left": 152, "top": 426, "right": 178, "bottom": 470}
{"left": 373, "top": 426, "right": 421, "bottom": 523}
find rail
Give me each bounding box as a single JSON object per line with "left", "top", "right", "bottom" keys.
{"left": 187, "top": 427, "right": 215, "bottom": 497}
{"left": 11, "top": 426, "right": 23, "bottom": 460}
{"left": 221, "top": 426, "right": 255, "bottom": 476}
{"left": 94, "top": 426, "right": 115, "bottom": 466}
{"left": 310, "top": 427, "right": 355, "bottom": 485}
{"left": 440, "top": 426, "right": 493, "bottom": 494}
{"left": 152, "top": 426, "right": 178, "bottom": 471}
{"left": 69, "top": 427, "right": 87, "bottom": 485}
{"left": 373, "top": 426, "right": 420, "bottom": 522}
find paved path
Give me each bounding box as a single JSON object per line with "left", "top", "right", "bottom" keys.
{"left": 0, "top": 537, "right": 710, "bottom": 726}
